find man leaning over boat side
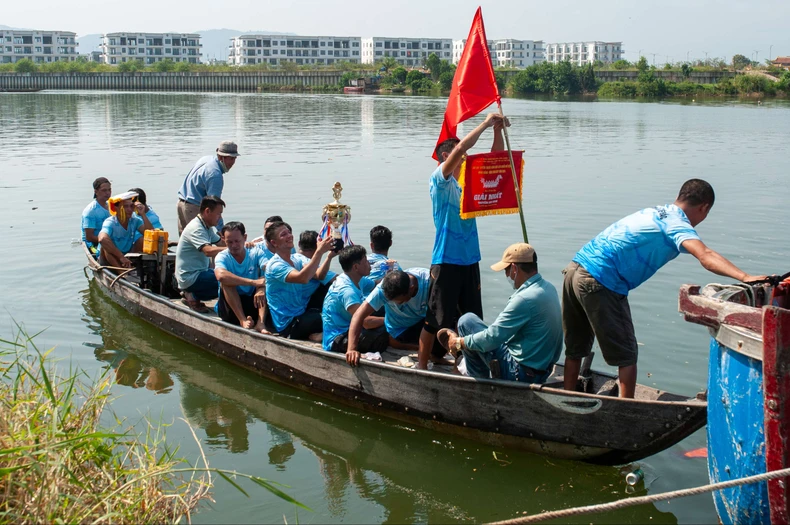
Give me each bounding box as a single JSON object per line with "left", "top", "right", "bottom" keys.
{"left": 98, "top": 192, "right": 154, "bottom": 270}
{"left": 417, "top": 113, "right": 507, "bottom": 370}
{"left": 214, "top": 221, "right": 269, "bottom": 333}
{"left": 436, "top": 244, "right": 563, "bottom": 383}
{"left": 264, "top": 221, "right": 337, "bottom": 341}
{"left": 82, "top": 177, "right": 112, "bottom": 256}
{"left": 562, "top": 179, "right": 767, "bottom": 399}
{"left": 177, "top": 140, "right": 239, "bottom": 235}
{"left": 175, "top": 195, "right": 226, "bottom": 313}
{"left": 321, "top": 245, "right": 388, "bottom": 355}
{"left": 345, "top": 268, "right": 443, "bottom": 366}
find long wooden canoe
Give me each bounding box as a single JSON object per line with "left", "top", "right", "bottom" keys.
{"left": 83, "top": 244, "right": 705, "bottom": 465}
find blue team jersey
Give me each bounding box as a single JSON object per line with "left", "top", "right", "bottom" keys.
{"left": 81, "top": 200, "right": 111, "bottom": 246}
{"left": 177, "top": 155, "right": 225, "bottom": 205}
{"left": 132, "top": 207, "right": 164, "bottom": 244}
{"left": 366, "top": 267, "right": 430, "bottom": 337}
{"left": 99, "top": 215, "right": 144, "bottom": 255}
{"left": 265, "top": 253, "right": 336, "bottom": 332}
{"left": 215, "top": 248, "right": 263, "bottom": 296}
{"left": 429, "top": 164, "right": 480, "bottom": 266}
{"left": 367, "top": 253, "right": 402, "bottom": 282}
{"left": 574, "top": 204, "right": 701, "bottom": 295}
{"left": 321, "top": 274, "right": 376, "bottom": 351}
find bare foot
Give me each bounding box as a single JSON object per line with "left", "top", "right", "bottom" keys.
{"left": 308, "top": 332, "right": 323, "bottom": 343}
{"left": 253, "top": 323, "right": 273, "bottom": 335}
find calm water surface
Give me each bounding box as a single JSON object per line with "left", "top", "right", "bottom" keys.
{"left": 1, "top": 92, "right": 788, "bottom": 524}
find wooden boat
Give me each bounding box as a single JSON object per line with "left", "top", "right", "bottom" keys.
{"left": 679, "top": 277, "right": 790, "bottom": 524}
{"left": 83, "top": 243, "right": 706, "bottom": 465}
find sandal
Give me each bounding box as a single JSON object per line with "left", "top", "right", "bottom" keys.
{"left": 436, "top": 328, "right": 458, "bottom": 357}
{"left": 181, "top": 292, "right": 210, "bottom": 314}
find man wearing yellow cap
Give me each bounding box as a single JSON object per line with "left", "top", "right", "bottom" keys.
{"left": 437, "top": 243, "right": 563, "bottom": 383}
{"left": 98, "top": 191, "right": 154, "bottom": 269}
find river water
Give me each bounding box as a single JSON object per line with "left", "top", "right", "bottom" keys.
{"left": 1, "top": 92, "right": 788, "bottom": 523}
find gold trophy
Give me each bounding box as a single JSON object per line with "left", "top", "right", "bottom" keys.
{"left": 322, "top": 182, "right": 351, "bottom": 252}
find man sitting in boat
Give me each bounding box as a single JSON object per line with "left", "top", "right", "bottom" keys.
{"left": 562, "top": 179, "right": 767, "bottom": 398}
{"left": 437, "top": 244, "right": 563, "bottom": 383}
{"left": 128, "top": 187, "right": 163, "bottom": 230}
{"left": 264, "top": 221, "right": 337, "bottom": 341}
{"left": 298, "top": 230, "right": 319, "bottom": 259}
{"left": 81, "top": 177, "right": 112, "bottom": 256}
{"left": 175, "top": 195, "right": 226, "bottom": 313}
{"left": 321, "top": 245, "right": 387, "bottom": 354}
{"left": 97, "top": 191, "right": 154, "bottom": 269}
{"left": 248, "top": 215, "right": 296, "bottom": 268}
{"left": 214, "top": 221, "right": 269, "bottom": 332}
{"left": 367, "top": 225, "right": 401, "bottom": 284}
{"left": 345, "top": 268, "right": 445, "bottom": 366}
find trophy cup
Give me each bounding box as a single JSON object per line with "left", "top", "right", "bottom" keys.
{"left": 322, "top": 182, "right": 351, "bottom": 253}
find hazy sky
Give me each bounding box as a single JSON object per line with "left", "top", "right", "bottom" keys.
{"left": 4, "top": 0, "right": 789, "bottom": 63}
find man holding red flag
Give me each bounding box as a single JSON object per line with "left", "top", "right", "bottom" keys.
{"left": 416, "top": 114, "right": 507, "bottom": 370}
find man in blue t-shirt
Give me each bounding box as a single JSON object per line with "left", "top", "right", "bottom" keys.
{"left": 562, "top": 179, "right": 766, "bottom": 398}
{"left": 367, "top": 225, "right": 401, "bottom": 284}
{"left": 98, "top": 192, "right": 153, "bottom": 269}
{"left": 81, "top": 177, "right": 112, "bottom": 254}
{"left": 214, "top": 221, "right": 268, "bottom": 332}
{"left": 417, "top": 112, "right": 507, "bottom": 370}
{"left": 264, "top": 221, "right": 337, "bottom": 341}
{"left": 321, "top": 245, "right": 387, "bottom": 354}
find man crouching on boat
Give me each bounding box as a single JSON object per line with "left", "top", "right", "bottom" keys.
{"left": 562, "top": 179, "right": 767, "bottom": 399}
{"left": 436, "top": 244, "right": 563, "bottom": 383}
{"left": 264, "top": 221, "right": 337, "bottom": 341}
{"left": 175, "top": 195, "right": 226, "bottom": 313}
{"left": 98, "top": 191, "right": 153, "bottom": 270}
{"left": 214, "top": 221, "right": 269, "bottom": 332}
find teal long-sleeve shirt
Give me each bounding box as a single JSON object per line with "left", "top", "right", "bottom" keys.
{"left": 463, "top": 273, "right": 563, "bottom": 372}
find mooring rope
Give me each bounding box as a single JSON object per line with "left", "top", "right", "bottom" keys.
{"left": 487, "top": 467, "right": 790, "bottom": 524}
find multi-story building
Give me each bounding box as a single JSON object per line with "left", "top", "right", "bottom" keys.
{"left": 452, "top": 38, "right": 544, "bottom": 68}
{"left": 361, "top": 37, "right": 453, "bottom": 67}
{"left": 0, "top": 29, "right": 77, "bottom": 64}
{"left": 544, "top": 42, "right": 623, "bottom": 65}
{"left": 101, "top": 33, "right": 202, "bottom": 65}
{"left": 228, "top": 35, "right": 361, "bottom": 66}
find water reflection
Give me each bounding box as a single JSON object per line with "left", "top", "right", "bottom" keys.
{"left": 81, "top": 280, "right": 677, "bottom": 523}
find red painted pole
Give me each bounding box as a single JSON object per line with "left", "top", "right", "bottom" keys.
{"left": 763, "top": 304, "right": 790, "bottom": 525}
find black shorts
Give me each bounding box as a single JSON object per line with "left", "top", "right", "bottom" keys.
{"left": 424, "top": 262, "right": 483, "bottom": 334}
{"left": 330, "top": 326, "right": 388, "bottom": 354}
{"left": 218, "top": 290, "right": 259, "bottom": 326}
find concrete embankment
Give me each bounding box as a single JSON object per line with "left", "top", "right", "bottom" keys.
{"left": 496, "top": 69, "right": 737, "bottom": 85}
{"left": 0, "top": 71, "right": 376, "bottom": 92}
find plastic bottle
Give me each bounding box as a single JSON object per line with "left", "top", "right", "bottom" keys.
{"left": 626, "top": 468, "right": 644, "bottom": 486}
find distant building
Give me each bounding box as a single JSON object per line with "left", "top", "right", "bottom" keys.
{"left": 87, "top": 50, "right": 102, "bottom": 63}
{"left": 361, "top": 37, "right": 453, "bottom": 67}
{"left": 229, "top": 35, "right": 361, "bottom": 66}
{"left": 0, "top": 29, "right": 78, "bottom": 64}
{"left": 101, "top": 33, "right": 201, "bottom": 65}
{"left": 452, "top": 38, "right": 544, "bottom": 68}
{"left": 544, "top": 42, "right": 623, "bottom": 65}
{"left": 771, "top": 57, "right": 790, "bottom": 70}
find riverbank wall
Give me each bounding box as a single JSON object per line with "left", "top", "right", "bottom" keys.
{"left": 0, "top": 71, "right": 376, "bottom": 92}
{"left": 496, "top": 69, "right": 737, "bottom": 85}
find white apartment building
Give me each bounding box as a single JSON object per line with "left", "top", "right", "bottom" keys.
{"left": 101, "top": 33, "right": 202, "bottom": 65}
{"left": 228, "top": 35, "right": 361, "bottom": 66}
{"left": 0, "top": 29, "right": 77, "bottom": 64}
{"left": 452, "top": 38, "right": 544, "bottom": 68}
{"left": 544, "top": 42, "right": 623, "bottom": 65}
{"left": 361, "top": 37, "right": 453, "bottom": 67}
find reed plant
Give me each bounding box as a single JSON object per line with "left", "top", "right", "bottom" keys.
{"left": 0, "top": 330, "right": 307, "bottom": 524}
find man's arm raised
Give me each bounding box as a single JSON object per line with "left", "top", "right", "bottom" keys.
{"left": 441, "top": 113, "right": 504, "bottom": 180}
{"left": 346, "top": 301, "right": 375, "bottom": 366}
{"left": 285, "top": 237, "right": 334, "bottom": 284}
{"left": 682, "top": 239, "right": 767, "bottom": 283}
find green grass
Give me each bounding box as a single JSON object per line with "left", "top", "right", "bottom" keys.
{"left": 0, "top": 328, "right": 308, "bottom": 524}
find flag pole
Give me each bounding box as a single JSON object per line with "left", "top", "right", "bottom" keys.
{"left": 496, "top": 101, "right": 529, "bottom": 243}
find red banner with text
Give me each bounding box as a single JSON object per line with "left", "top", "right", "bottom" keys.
{"left": 458, "top": 150, "right": 524, "bottom": 219}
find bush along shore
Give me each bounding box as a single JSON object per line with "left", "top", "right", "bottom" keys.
{"left": 0, "top": 331, "right": 308, "bottom": 524}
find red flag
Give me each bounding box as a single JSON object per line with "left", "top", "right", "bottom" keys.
{"left": 432, "top": 7, "right": 500, "bottom": 160}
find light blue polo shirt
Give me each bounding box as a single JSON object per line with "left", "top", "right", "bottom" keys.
{"left": 132, "top": 206, "right": 165, "bottom": 244}
{"left": 81, "top": 200, "right": 111, "bottom": 246}
{"left": 365, "top": 267, "right": 430, "bottom": 338}
{"left": 99, "top": 215, "right": 144, "bottom": 255}
{"left": 176, "top": 216, "right": 220, "bottom": 290}
{"left": 574, "top": 204, "right": 701, "bottom": 296}
{"left": 265, "top": 253, "right": 337, "bottom": 332}
{"left": 430, "top": 164, "right": 480, "bottom": 266}
{"left": 215, "top": 248, "right": 263, "bottom": 296}
{"left": 367, "top": 253, "right": 402, "bottom": 282}
{"left": 321, "top": 274, "right": 376, "bottom": 351}
{"left": 177, "top": 155, "right": 226, "bottom": 205}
